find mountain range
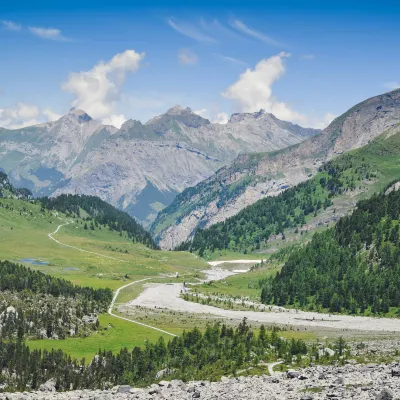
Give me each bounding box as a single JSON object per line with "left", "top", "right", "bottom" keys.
{"left": 151, "top": 89, "right": 400, "bottom": 248}
{"left": 0, "top": 105, "right": 319, "bottom": 226}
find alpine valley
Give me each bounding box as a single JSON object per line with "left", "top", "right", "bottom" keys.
{"left": 152, "top": 89, "right": 400, "bottom": 249}
{"left": 0, "top": 106, "right": 319, "bottom": 227}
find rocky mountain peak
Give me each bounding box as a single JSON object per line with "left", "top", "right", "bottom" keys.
{"left": 166, "top": 105, "right": 192, "bottom": 115}
{"left": 68, "top": 108, "right": 93, "bottom": 123}
{"left": 119, "top": 119, "right": 143, "bottom": 131}
{"left": 228, "top": 109, "right": 272, "bottom": 124}
{"left": 146, "top": 105, "right": 210, "bottom": 131}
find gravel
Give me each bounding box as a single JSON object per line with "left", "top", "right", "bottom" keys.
{"left": 4, "top": 363, "right": 400, "bottom": 399}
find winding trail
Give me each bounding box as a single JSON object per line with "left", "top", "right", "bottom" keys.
{"left": 267, "top": 361, "right": 284, "bottom": 376}
{"left": 48, "top": 219, "right": 176, "bottom": 337}
{"left": 108, "top": 278, "right": 177, "bottom": 337}
{"left": 48, "top": 219, "right": 128, "bottom": 262}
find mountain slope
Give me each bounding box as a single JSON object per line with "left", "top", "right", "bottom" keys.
{"left": 174, "top": 124, "right": 400, "bottom": 254}
{"left": 1, "top": 106, "right": 318, "bottom": 225}
{"left": 152, "top": 89, "right": 400, "bottom": 249}
{"left": 40, "top": 193, "right": 158, "bottom": 249}
{"left": 260, "top": 179, "right": 400, "bottom": 315}
{"left": 0, "top": 108, "right": 117, "bottom": 196}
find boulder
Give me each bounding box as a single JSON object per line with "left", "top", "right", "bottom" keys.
{"left": 118, "top": 385, "right": 131, "bottom": 393}
{"left": 39, "top": 378, "right": 56, "bottom": 392}
{"left": 391, "top": 368, "right": 400, "bottom": 377}
{"left": 377, "top": 388, "right": 395, "bottom": 400}
{"left": 286, "top": 371, "right": 301, "bottom": 379}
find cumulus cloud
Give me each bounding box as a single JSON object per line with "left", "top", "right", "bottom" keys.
{"left": 222, "top": 53, "right": 334, "bottom": 128}
{"left": 194, "top": 108, "right": 208, "bottom": 118}
{"left": 194, "top": 109, "right": 229, "bottom": 124}
{"left": 1, "top": 20, "right": 21, "bottom": 31}
{"left": 43, "top": 109, "right": 62, "bottom": 121}
{"left": 178, "top": 49, "right": 199, "bottom": 65}
{"left": 0, "top": 103, "right": 64, "bottom": 129}
{"left": 62, "top": 50, "right": 145, "bottom": 128}
{"left": 0, "top": 103, "right": 41, "bottom": 129}
{"left": 384, "top": 82, "right": 400, "bottom": 91}
{"left": 222, "top": 52, "right": 308, "bottom": 125}
{"left": 230, "top": 19, "right": 282, "bottom": 47}
{"left": 214, "top": 112, "right": 229, "bottom": 124}
{"left": 29, "top": 26, "right": 68, "bottom": 41}
{"left": 311, "top": 112, "right": 336, "bottom": 129}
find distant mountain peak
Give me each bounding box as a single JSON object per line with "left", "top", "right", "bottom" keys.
{"left": 145, "top": 105, "right": 210, "bottom": 130}
{"left": 228, "top": 109, "right": 272, "bottom": 124}
{"left": 166, "top": 105, "right": 192, "bottom": 115}
{"left": 68, "top": 108, "right": 92, "bottom": 122}
{"left": 120, "top": 119, "right": 143, "bottom": 131}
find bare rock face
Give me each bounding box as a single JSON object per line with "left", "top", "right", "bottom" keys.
{"left": 152, "top": 89, "right": 400, "bottom": 248}
{"left": 0, "top": 106, "right": 318, "bottom": 226}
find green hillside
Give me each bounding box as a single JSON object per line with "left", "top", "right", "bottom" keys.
{"left": 40, "top": 193, "right": 158, "bottom": 249}
{"left": 261, "top": 179, "right": 400, "bottom": 316}
{"left": 176, "top": 125, "right": 400, "bottom": 255}
{"left": 0, "top": 175, "right": 210, "bottom": 359}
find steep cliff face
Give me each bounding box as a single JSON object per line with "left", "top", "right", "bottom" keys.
{"left": 151, "top": 89, "right": 400, "bottom": 249}
{"left": 1, "top": 106, "right": 318, "bottom": 225}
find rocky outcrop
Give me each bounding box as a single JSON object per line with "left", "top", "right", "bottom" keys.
{"left": 152, "top": 89, "right": 400, "bottom": 248}
{"left": 2, "top": 363, "right": 400, "bottom": 399}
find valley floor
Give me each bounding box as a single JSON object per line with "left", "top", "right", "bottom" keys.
{"left": 127, "top": 282, "right": 400, "bottom": 333}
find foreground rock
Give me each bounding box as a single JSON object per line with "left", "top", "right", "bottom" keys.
{"left": 3, "top": 363, "right": 400, "bottom": 399}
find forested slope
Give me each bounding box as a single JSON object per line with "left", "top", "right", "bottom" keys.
{"left": 0, "top": 261, "right": 112, "bottom": 339}
{"left": 176, "top": 126, "right": 400, "bottom": 254}
{"left": 41, "top": 194, "right": 158, "bottom": 249}
{"left": 260, "top": 181, "right": 400, "bottom": 315}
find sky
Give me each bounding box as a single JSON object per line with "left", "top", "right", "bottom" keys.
{"left": 0, "top": 0, "right": 400, "bottom": 129}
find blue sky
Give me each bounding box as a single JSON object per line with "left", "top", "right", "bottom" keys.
{"left": 1, "top": 0, "right": 399, "bottom": 129}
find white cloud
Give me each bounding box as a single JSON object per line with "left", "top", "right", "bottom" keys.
{"left": 311, "top": 112, "right": 336, "bottom": 129}
{"left": 43, "top": 109, "right": 62, "bottom": 121}
{"left": 0, "top": 103, "right": 64, "bottom": 129}
{"left": 194, "top": 108, "right": 208, "bottom": 118}
{"left": 384, "top": 82, "right": 400, "bottom": 91}
{"left": 217, "top": 54, "right": 247, "bottom": 67}
{"left": 214, "top": 112, "right": 229, "bottom": 124}
{"left": 29, "top": 26, "right": 68, "bottom": 41}
{"left": 102, "top": 114, "right": 126, "bottom": 128}
{"left": 178, "top": 49, "right": 199, "bottom": 65}
{"left": 230, "top": 19, "right": 282, "bottom": 47}
{"left": 0, "top": 103, "right": 40, "bottom": 129}
{"left": 1, "top": 20, "right": 21, "bottom": 31}
{"left": 222, "top": 52, "right": 309, "bottom": 125}
{"left": 167, "top": 18, "right": 217, "bottom": 43}
{"left": 62, "top": 50, "right": 145, "bottom": 128}
{"left": 193, "top": 109, "right": 229, "bottom": 124}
